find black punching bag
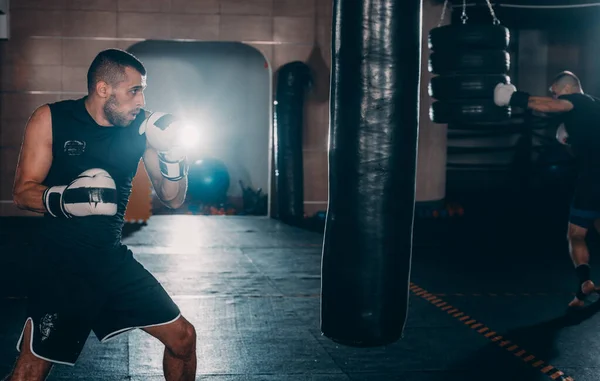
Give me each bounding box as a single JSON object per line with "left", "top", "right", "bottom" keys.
{"left": 321, "top": 0, "right": 422, "bottom": 346}
{"left": 273, "top": 62, "right": 312, "bottom": 225}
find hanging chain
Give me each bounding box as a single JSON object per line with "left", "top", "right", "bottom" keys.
{"left": 484, "top": 0, "right": 501, "bottom": 25}
{"left": 437, "top": 0, "right": 500, "bottom": 27}
{"left": 437, "top": 0, "right": 449, "bottom": 27}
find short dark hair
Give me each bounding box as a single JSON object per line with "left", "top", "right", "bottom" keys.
{"left": 87, "top": 49, "right": 146, "bottom": 94}
{"left": 552, "top": 70, "right": 581, "bottom": 89}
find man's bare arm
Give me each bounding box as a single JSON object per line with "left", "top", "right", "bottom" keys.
{"left": 527, "top": 96, "right": 574, "bottom": 113}
{"left": 12, "top": 105, "right": 53, "bottom": 213}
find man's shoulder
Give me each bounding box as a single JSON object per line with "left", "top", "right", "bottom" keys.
{"left": 558, "top": 93, "right": 581, "bottom": 100}
{"left": 50, "top": 97, "right": 83, "bottom": 107}
{"left": 46, "top": 97, "right": 84, "bottom": 114}
{"left": 557, "top": 93, "right": 600, "bottom": 110}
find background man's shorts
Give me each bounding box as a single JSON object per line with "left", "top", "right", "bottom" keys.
{"left": 569, "top": 179, "right": 600, "bottom": 229}
{"left": 16, "top": 244, "right": 180, "bottom": 365}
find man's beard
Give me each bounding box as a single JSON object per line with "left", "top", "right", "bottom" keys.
{"left": 103, "top": 94, "right": 132, "bottom": 127}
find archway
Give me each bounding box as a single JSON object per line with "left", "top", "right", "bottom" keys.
{"left": 124, "top": 41, "right": 272, "bottom": 220}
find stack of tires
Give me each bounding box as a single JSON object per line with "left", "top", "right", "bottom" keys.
{"left": 428, "top": 23, "right": 524, "bottom": 193}
{"left": 428, "top": 24, "right": 512, "bottom": 124}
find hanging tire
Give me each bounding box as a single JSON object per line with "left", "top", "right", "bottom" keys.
{"left": 429, "top": 50, "right": 510, "bottom": 75}
{"left": 430, "top": 100, "right": 511, "bottom": 124}
{"left": 429, "top": 74, "right": 510, "bottom": 101}
{"left": 429, "top": 24, "right": 510, "bottom": 51}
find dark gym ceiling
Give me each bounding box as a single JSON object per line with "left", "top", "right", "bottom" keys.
{"left": 434, "top": 0, "right": 600, "bottom": 29}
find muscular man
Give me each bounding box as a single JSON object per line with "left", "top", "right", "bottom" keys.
{"left": 495, "top": 71, "right": 600, "bottom": 308}
{"left": 5, "top": 49, "right": 197, "bottom": 380}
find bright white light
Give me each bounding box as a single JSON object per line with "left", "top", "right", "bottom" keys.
{"left": 178, "top": 124, "right": 201, "bottom": 149}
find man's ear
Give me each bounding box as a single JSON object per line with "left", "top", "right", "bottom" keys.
{"left": 95, "top": 81, "right": 110, "bottom": 99}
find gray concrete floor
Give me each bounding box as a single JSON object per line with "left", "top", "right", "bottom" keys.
{"left": 1, "top": 213, "right": 599, "bottom": 380}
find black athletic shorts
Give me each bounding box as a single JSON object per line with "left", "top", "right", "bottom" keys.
{"left": 16, "top": 243, "right": 180, "bottom": 366}
{"left": 569, "top": 175, "right": 600, "bottom": 229}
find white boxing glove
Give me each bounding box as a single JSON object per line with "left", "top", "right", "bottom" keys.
{"left": 556, "top": 124, "right": 570, "bottom": 146}
{"left": 141, "top": 112, "right": 188, "bottom": 181}
{"left": 494, "top": 83, "right": 517, "bottom": 107}
{"left": 43, "top": 168, "right": 118, "bottom": 218}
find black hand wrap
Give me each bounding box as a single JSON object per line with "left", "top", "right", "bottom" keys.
{"left": 509, "top": 90, "right": 531, "bottom": 109}
{"left": 575, "top": 264, "right": 592, "bottom": 301}
{"left": 157, "top": 152, "right": 188, "bottom": 181}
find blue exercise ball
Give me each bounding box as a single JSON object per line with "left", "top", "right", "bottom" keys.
{"left": 188, "top": 158, "right": 230, "bottom": 205}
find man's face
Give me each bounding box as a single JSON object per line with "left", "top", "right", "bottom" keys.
{"left": 103, "top": 66, "right": 146, "bottom": 127}
{"left": 549, "top": 83, "right": 574, "bottom": 99}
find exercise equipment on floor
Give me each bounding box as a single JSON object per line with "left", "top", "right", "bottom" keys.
{"left": 187, "top": 157, "right": 231, "bottom": 206}
{"left": 428, "top": 0, "right": 512, "bottom": 124}
{"left": 415, "top": 201, "right": 465, "bottom": 219}
{"left": 239, "top": 180, "right": 268, "bottom": 216}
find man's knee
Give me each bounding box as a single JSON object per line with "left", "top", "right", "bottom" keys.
{"left": 567, "top": 223, "right": 588, "bottom": 242}
{"left": 568, "top": 232, "right": 587, "bottom": 243}
{"left": 166, "top": 320, "right": 196, "bottom": 359}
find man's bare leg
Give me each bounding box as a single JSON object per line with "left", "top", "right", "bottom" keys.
{"left": 567, "top": 222, "right": 595, "bottom": 307}
{"left": 143, "top": 315, "right": 197, "bottom": 381}
{"left": 4, "top": 319, "right": 53, "bottom": 381}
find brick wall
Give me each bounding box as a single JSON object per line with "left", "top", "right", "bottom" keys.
{"left": 0, "top": 0, "right": 454, "bottom": 218}
{"left": 0, "top": 0, "right": 333, "bottom": 216}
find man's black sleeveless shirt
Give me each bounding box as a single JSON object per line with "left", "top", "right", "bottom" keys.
{"left": 40, "top": 97, "right": 147, "bottom": 250}
{"left": 558, "top": 93, "right": 600, "bottom": 179}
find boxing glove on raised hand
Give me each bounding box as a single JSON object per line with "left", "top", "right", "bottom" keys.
{"left": 494, "top": 83, "right": 517, "bottom": 107}
{"left": 43, "top": 168, "right": 118, "bottom": 218}
{"left": 141, "top": 112, "right": 188, "bottom": 181}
